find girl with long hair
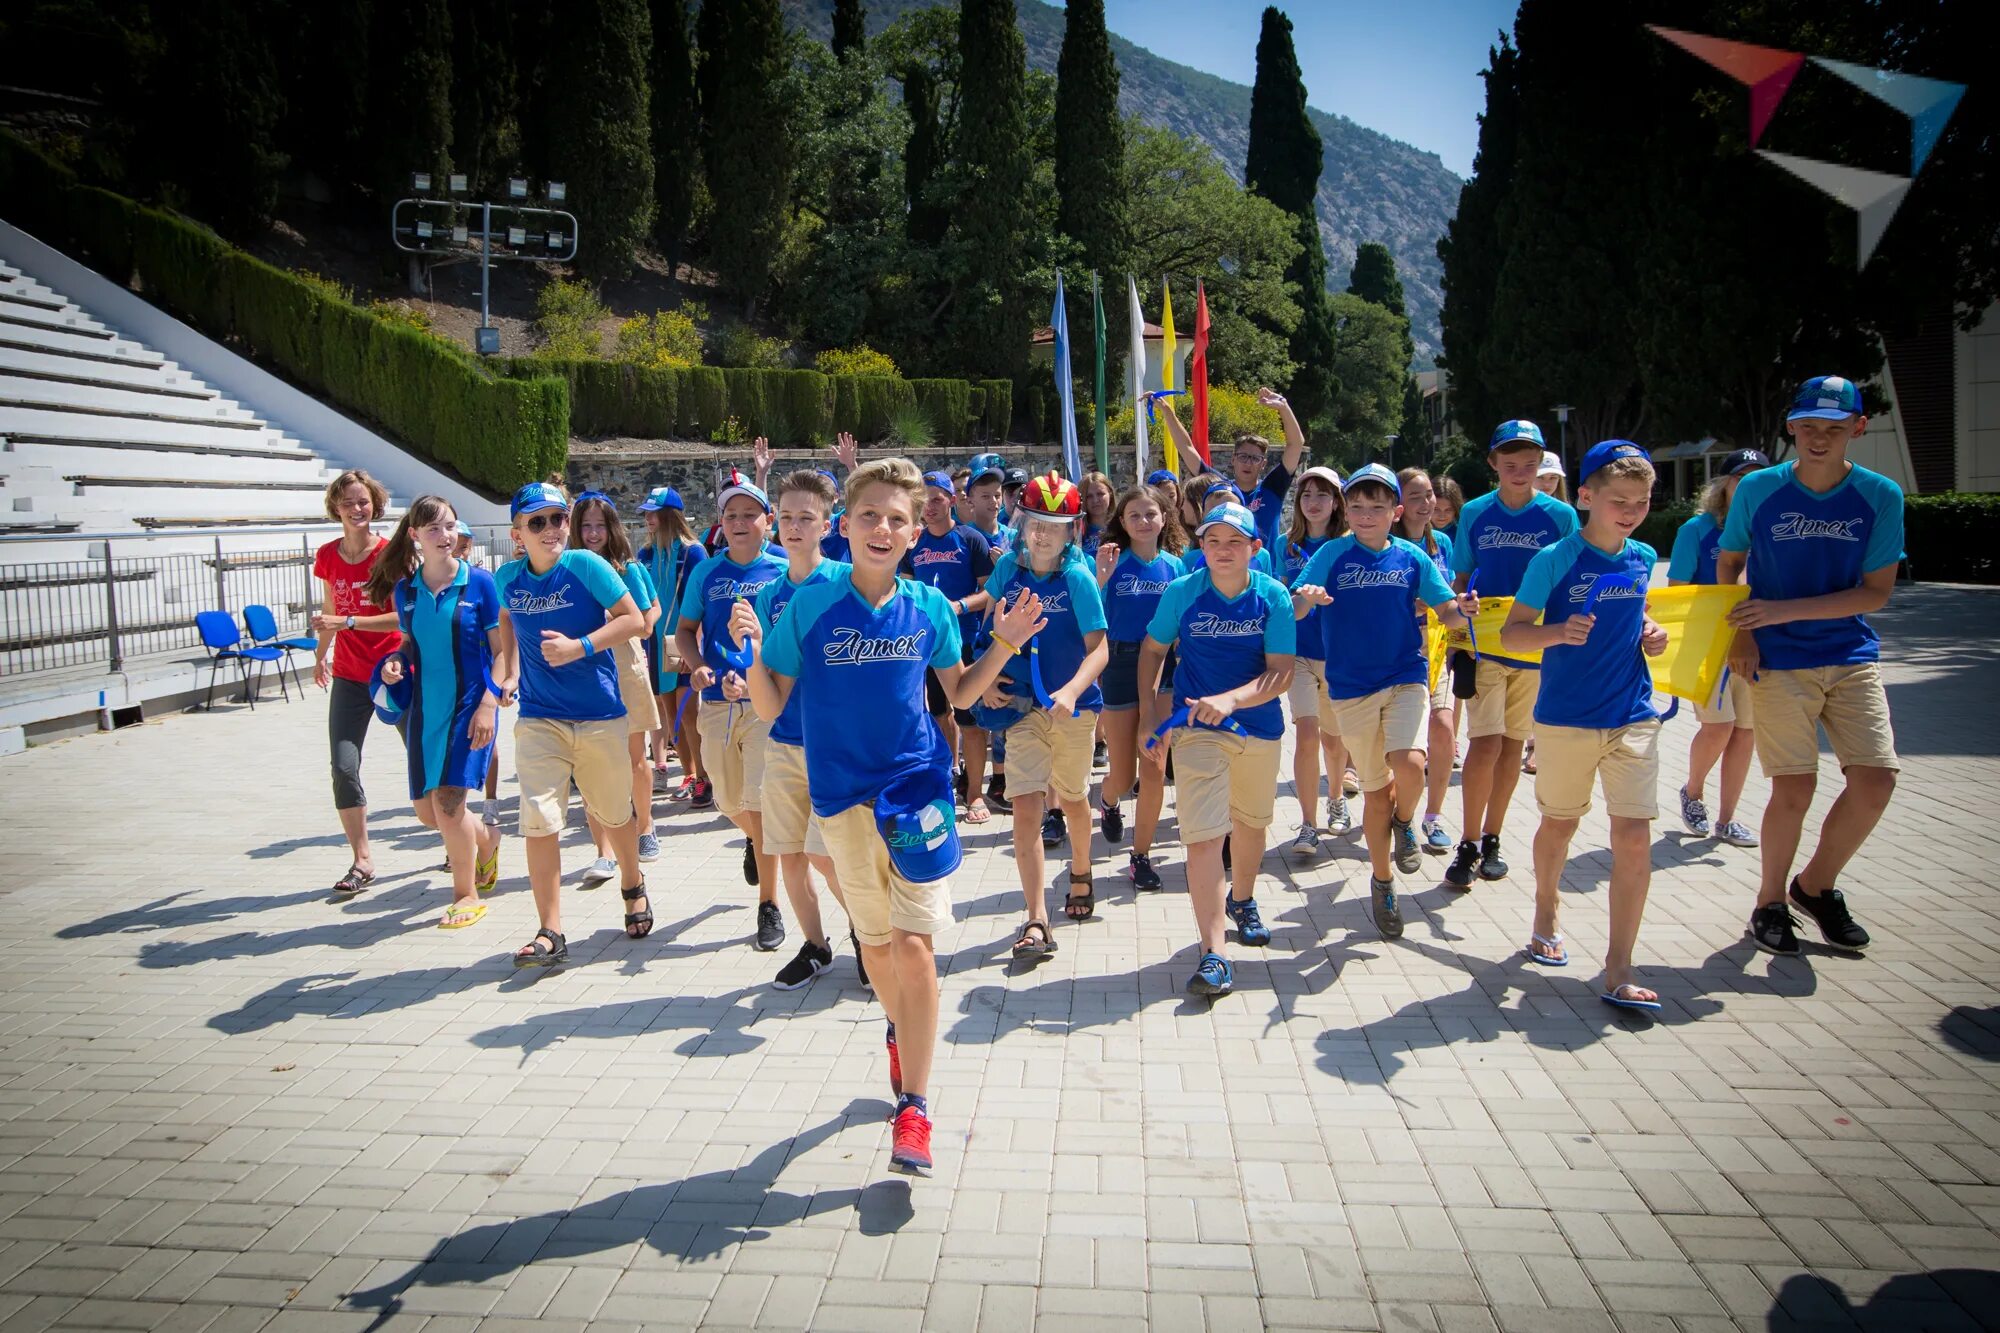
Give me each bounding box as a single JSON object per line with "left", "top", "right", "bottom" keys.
{"left": 571, "top": 491, "right": 665, "bottom": 878}
{"left": 638, "top": 488, "right": 709, "bottom": 802}
{"left": 1275, "top": 467, "right": 1355, "bottom": 851}
{"left": 367, "top": 495, "right": 505, "bottom": 927}
{"left": 1397, "top": 466, "right": 1460, "bottom": 855}
{"left": 1078, "top": 470, "right": 1115, "bottom": 556}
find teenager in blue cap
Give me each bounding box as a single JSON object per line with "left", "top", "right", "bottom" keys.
{"left": 740, "top": 456, "right": 1048, "bottom": 1175}
{"left": 1445, "top": 419, "right": 1580, "bottom": 890}
{"left": 638, "top": 485, "right": 710, "bottom": 803}
{"left": 1183, "top": 479, "right": 1275, "bottom": 576}
{"left": 367, "top": 495, "right": 504, "bottom": 929}
{"left": 1157, "top": 386, "right": 1306, "bottom": 548}
{"left": 1273, "top": 465, "right": 1354, "bottom": 853}
{"left": 1139, "top": 500, "right": 1297, "bottom": 997}
{"left": 1720, "top": 376, "right": 1903, "bottom": 957}
{"left": 1502, "top": 441, "right": 1669, "bottom": 1009}
{"left": 495, "top": 482, "right": 653, "bottom": 966}
{"left": 1669, "top": 448, "right": 1770, "bottom": 848}
{"left": 900, "top": 471, "right": 996, "bottom": 819}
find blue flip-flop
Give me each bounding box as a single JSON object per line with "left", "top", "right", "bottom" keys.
{"left": 1600, "top": 984, "right": 1662, "bottom": 1012}
{"left": 1524, "top": 933, "right": 1568, "bottom": 967}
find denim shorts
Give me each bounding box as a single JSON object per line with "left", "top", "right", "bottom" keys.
{"left": 1100, "top": 640, "right": 1175, "bottom": 711}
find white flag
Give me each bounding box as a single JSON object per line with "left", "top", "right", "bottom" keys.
{"left": 1128, "top": 275, "right": 1149, "bottom": 477}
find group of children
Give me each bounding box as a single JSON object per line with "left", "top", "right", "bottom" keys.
{"left": 306, "top": 371, "right": 1904, "bottom": 1174}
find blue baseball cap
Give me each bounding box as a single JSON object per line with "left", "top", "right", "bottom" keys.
{"left": 639, "top": 485, "right": 683, "bottom": 512}
{"left": 1203, "top": 478, "right": 1246, "bottom": 507}
{"left": 814, "top": 468, "right": 839, "bottom": 484}
{"left": 1342, "top": 462, "right": 1401, "bottom": 498}
{"left": 1577, "top": 439, "right": 1651, "bottom": 484}
{"left": 367, "top": 654, "right": 412, "bottom": 725}
{"left": 1145, "top": 468, "right": 1178, "bottom": 486}
{"left": 510, "top": 482, "right": 567, "bottom": 518}
{"left": 716, "top": 473, "right": 772, "bottom": 513}
{"left": 454, "top": 520, "right": 472, "bottom": 537}
{"left": 874, "top": 766, "right": 962, "bottom": 884}
{"left": 1488, "top": 419, "right": 1546, "bottom": 452}
{"left": 1195, "top": 500, "right": 1258, "bottom": 541}
{"left": 923, "top": 470, "right": 956, "bottom": 494}
{"left": 1787, "top": 375, "right": 1863, "bottom": 421}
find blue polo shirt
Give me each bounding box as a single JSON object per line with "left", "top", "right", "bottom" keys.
{"left": 1295, "top": 535, "right": 1458, "bottom": 700}
{"left": 495, "top": 550, "right": 629, "bottom": 720}
{"left": 396, "top": 561, "right": 501, "bottom": 793}
{"left": 1668, "top": 512, "right": 1724, "bottom": 585}
{"left": 1718, "top": 460, "right": 1903, "bottom": 670}
{"left": 754, "top": 559, "right": 850, "bottom": 746}
{"left": 1515, "top": 533, "right": 1659, "bottom": 730}
{"left": 678, "top": 547, "right": 789, "bottom": 702}
{"left": 984, "top": 550, "right": 1109, "bottom": 713}
{"left": 901, "top": 523, "right": 995, "bottom": 644}
{"left": 1450, "top": 488, "right": 1579, "bottom": 667}
{"left": 1243, "top": 463, "right": 1293, "bottom": 548}
{"left": 1145, "top": 569, "right": 1297, "bottom": 740}
{"left": 1103, "top": 549, "right": 1186, "bottom": 643}
{"left": 759, "top": 571, "right": 962, "bottom": 817}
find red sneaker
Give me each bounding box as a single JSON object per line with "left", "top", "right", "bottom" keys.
{"left": 887, "top": 1029, "right": 903, "bottom": 1099}
{"left": 890, "top": 1105, "right": 933, "bottom": 1174}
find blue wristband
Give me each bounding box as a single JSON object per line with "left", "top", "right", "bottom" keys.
{"left": 582, "top": 635, "right": 596, "bottom": 657}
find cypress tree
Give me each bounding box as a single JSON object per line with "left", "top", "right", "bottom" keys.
{"left": 1437, "top": 33, "right": 1519, "bottom": 443}
{"left": 282, "top": 0, "right": 372, "bottom": 193}
{"left": 650, "top": 0, "right": 701, "bottom": 288}
{"left": 948, "top": 0, "right": 1034, "bottom": 380}
{"left": 1349, "top": 240, "right": 1413, "bottom": 368}
{"left": 365, "top": 0, "right": 453, "bottom": 204}
{"left": 1055, "top": 0, "right": 1126, "bottom": 269}
{"left": 902, "top": 63, "right": 948, "bottom": 247}
{"left": 149, "top": 0, "right": 287, "bottom": 238}
{"left": 544, "top": 0, "right": 655, "bottom": 281}
{"left": 1244, "top": 6, "right": 1334, "bottom": 421}
{"left": 450, "top": 0, "right": 519, "bottom": 198}
{"left": 701, "top": 0, "right": 793, "bottom": 312}
{"left": 832, "top": 0, "right": 867, "bottom": 62}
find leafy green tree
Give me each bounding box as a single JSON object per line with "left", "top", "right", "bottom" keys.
{"left": 1315, "top": 293, "right": 1409, "bottom": 469}
{"left": 650, "top": 0, "right": 701, "bottom": 288}
{"left": 701, "top": 0, "right": 793, "bottom": 311}
{"left": 1055, "top": 0, "right": 1127, "bottom": 362}
{"left": 1436, "top": 32, "right": 1518, "bottom": 442}
{"left": 942, "top": 0, "right": 1035, "bottom": 381}
{"left": 365, "top": 0, "right": 453, "bottom": 204}
{"left": 145, "top": 0, "right": 287, "bottom": 238}
{"left": 832, "top": 0, "right": 866, "bottom": 62}
{"left": 450, "top": 0, "right": 518, "bottom": 197}
{"left": 543, "top": 0, "right": 654, "bottom": 281}
{"left": 1244, "top": 6, "right": 1335, "bottom": 421}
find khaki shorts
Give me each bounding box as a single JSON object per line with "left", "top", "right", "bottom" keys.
{"left": 1005, "top": 707, "right": 1098, "bottom": 802}
{"left": 1429, "top": 672, "right": 1454, "bottom": 715}
{"left": 760, "top": 739, "right": 827, "bottom": 857}
{"left": 616, "top": 642, "right": 662, "bottom": 734}
{"left": 1171, "top": 728, "right": 1281, "bottom": 845}
{"left": 1286, "top": 656, "right": 1332, "bottom": 722}
{"left": 1751, "top": 663, "right": 1900, "bottom": 778}
{"left": 1694, "top": 672, "right": 1756, "bottom": 728}
{"left": 817, "top": 803, "right": 954, "bottom": 946}
{"left": 697, "top": 699, "right": 770, "bottom": 816}
{"left": 1534, "top": 721, "right": 1660, "bottom": 820}
{"left": 515, "top": 716, "right": 634, "bottom": 838}
{"left": 1330, "top": 683, "right": 1430, "bottom": 793}
{"left": 1466, "top": 658, "right": 1537, "bottom": 741}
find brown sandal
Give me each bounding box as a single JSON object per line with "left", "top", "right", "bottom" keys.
{"left": 1012, "top": 919, "right": 1056, "bottom": 956}
{"left": 1064, "top": 872, "right": 1095, "bottom": 921}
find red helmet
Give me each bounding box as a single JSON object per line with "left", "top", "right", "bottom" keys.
{"left": 1017, "top": 471, "right": 1082, "bottom": 520}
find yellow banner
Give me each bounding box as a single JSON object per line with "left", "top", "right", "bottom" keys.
{"left": 1427, "top": 584, "right": 1748, "bottom": 706}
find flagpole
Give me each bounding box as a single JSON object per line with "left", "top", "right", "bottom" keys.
{"left": 1091, "top": 272, "right": 1108, "bottom": 476}
{"left": 1128, "top": 276, "right": 1149, "bottom": 479}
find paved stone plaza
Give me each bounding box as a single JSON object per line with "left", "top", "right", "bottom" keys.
{"left": 0, "top": 583, "right": 1996, "bottom": 1332}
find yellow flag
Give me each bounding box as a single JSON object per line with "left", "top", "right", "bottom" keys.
{"left": 1431, "top": 584, "right": 1748, "bottom": 705}
{"left": 1159, "top": 280, "right": 1179, "bottom": 475}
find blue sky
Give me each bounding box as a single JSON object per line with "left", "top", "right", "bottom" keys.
{"left": 1089, "top": 0, "right": 1521, "bottom": 177}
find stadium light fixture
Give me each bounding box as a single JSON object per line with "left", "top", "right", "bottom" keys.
{"left": 546, "top": 181, "right": 567, "bottom": 203}
{"left": 415, "top": 220, "right": 433, "bottom": 239}
{"left": 508, "top": 178, "right": 528, "bottom": 199}
{"left": 507, "top": 226, "right": 526, "bottom": 246}
{"left": 547, "top": 230, "right": 566, "bottom": 251}
{"left": 448, "top": 173, "right": 467, "bottom": 194}
{"left": 451, "top": 224, "right": 469, "bottom": 244}
{"left": 411, "top": 171, "right": 432, "bottom": 193}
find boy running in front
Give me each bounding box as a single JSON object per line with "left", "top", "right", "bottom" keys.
{"left": 1719, "top": 376, "right": 1903, "bottom": 956}
{"left": 1502, "top": 442, "right": 1669, "bottom": 1008}
{"left": 1138, "top": 501, "right": 1296, "bottom": 997}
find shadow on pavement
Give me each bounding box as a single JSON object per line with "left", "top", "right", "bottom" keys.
{"left": 1765, "top": 1268, "right": 2000, "bottom": 1331}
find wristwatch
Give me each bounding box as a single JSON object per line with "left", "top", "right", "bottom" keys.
{"left": 344, "top": 615, "right": 356, "bottom": 630}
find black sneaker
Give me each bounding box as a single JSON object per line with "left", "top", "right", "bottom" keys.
{"left": 742, "top": 841, "right": 759, "bottom": 886}
{"left": 953, "top": 764, "right": 967, "bottom": 801}
{"left": 1041, "top": 808, "right": 1066, "bottom": 848}
{"left": 1100, "top": 801, "right": 1124, "bottom": 844}
{"left": 1092, "top": 740, "right": 1107, "bottom": 769}
{"left": 1128, "top": 852, "right": 1162, "bottom": 891}
{"left": 1789, "top": 880, "right": 1869, "bottom": 951}
{"left": 1748, "top": 901, "right": 1801, "bottom": 956}
{"left": 774, "top": 940, "right": 833, "bottom": 990}
{"left": 755, "top": 900, "right": 785, "bottom": 951}
{"left": 1445, "top": 839, "right": 1479, "bottom": 890}
{"left": 985, "top": 777, "right": 1012, "bottom": 815}
{"left": 850, "top": 929, "right": 872, "bottom": 990}
{"left": 1478, "top": 833, "right": 1509, "bottom": 881}
{"left": 688, "top": 778, "right": 715, "bottom": 811}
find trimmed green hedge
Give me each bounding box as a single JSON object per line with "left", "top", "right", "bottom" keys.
{"left": 1636, "top": 500, "right": 1695, "bottom": 554}
{"left": 977, "top": 379, "right": 1012, "bottom": 443}
{"left": 1, "top": 128, "right": 567, "bottom": 493}
{"left": 1907, "top": 492, "right": 1998, "bottom": 584}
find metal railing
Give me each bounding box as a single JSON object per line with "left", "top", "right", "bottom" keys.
{"left": 0, "top": 523, "right": 343, "bottom": 679}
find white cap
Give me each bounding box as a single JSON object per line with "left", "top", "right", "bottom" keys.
{"left": 1537, "top": 450, "right": 1564, "bottom": 478}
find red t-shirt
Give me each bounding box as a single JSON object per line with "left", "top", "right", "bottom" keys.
{"left": 314, "top": 537, "right": 401, "bottom": 683}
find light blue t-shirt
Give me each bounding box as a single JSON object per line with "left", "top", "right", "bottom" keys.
{"left": 1515, "top": 533, "right": 1659, "bottom": 730}
{"left": 759, "top": 571, "right": 963, "bottom": 817}
{"left": 1668, "top": 511, "right": 1724, "bottom": 586}
{"left": 495, "top": 549, "right": 630, "bottom": 721}
{"left": 985, "top": 550, "right": 1109, "bottom": 714}
{"left": 1103, "top": 549, "right": 1186, "bottom": 644}
{"left": 618, "top": 560, "right": 656, "bottom": 613}
{"left": 1295, "top": 535, "right": 1458, "bottom": 700}
{"left": 1274, "top": 533, "right": 1335, "bottom": 662}
{"left": 754, "top": 559, "right": 850, "bottom": 746}
{"left": 396, "top": 562, "right": 501, "bottom": 793}
{"left": 678, "top": 547, "right": 789, "bottom": 702}
{"left": 1450, "top": 488, "right": 1579, "bottom": 668}
{"left": 1718, "top": 460, "right": 1904, "bottom": 670}
{"left": 1144, "top": 569, "right": 1297, "bottom": 740}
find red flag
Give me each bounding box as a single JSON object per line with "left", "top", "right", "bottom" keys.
{"left": 1190, "top": 279, "right": 1212, "bottom": 466}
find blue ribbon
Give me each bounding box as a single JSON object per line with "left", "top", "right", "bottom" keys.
{"left": 1144, "top": 704, "right": 1250, "bottom": 752}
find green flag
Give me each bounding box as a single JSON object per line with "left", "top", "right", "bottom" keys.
{"left": 1091, "top": 272, "right": 1109, "bottom": 474}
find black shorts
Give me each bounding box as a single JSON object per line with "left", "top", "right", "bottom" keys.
{"left": 933, "top": 635, "right": 982, "bottom": 726}
{"left": 1100, "top": 640, "right": 1175, "bottom": 711}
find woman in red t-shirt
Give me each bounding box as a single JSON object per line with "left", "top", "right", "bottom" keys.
{"left": 311, "top": 470, "right": 413, "bottom": 893}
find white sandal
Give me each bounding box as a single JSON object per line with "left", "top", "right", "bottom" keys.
{"left": 1524, "top": 932, "right": 1567, "bottom": 967}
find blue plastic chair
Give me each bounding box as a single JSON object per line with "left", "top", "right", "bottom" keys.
{"left": 243, "top": 603, "right": 316, "bottom": 695}
{"left": 196, "top": 611, "right": 286, "bottom": 709}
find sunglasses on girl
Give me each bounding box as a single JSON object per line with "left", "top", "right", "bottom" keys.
{"left": 524, "top": 512, "right": 568, "bottom": 533}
